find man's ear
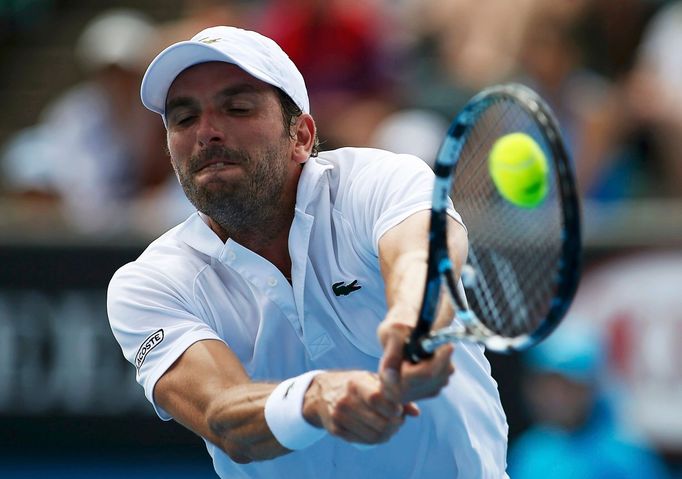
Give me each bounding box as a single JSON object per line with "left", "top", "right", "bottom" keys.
{"left": 292, "top": 114, "right": 316, "bottom": 164}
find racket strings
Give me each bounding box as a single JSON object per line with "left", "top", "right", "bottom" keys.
{"left": 451, "top": 97, "right": 564, "bottom": 337}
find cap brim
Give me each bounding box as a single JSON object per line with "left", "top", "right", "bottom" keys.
{"left": 140, "top": 41, "right": 279, "bottom": 118}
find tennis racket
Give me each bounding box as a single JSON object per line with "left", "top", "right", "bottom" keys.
{"left": 404, "top": 83, "right": 581, "bottom": 362}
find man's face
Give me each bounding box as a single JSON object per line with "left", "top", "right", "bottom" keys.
{"left": 165, "top": 62, "right": 294, "bottom": 232}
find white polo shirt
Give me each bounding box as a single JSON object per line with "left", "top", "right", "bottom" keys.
{"left": 107, "top": 147, "right": 508, "bottom": 478}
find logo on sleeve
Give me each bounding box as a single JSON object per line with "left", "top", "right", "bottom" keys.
{"left": 332, "top": 280, "right": 362, "bottom": 296}
{"left": 136, "top": 329, "right": 164, "bottom": 369}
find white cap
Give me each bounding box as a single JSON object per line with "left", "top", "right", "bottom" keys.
{"left": 140, "top": 26, "right": 309, "bottom": 122}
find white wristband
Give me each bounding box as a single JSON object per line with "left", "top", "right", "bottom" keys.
{"left": 264, "top": 370, "right": 327, "bottom": 450}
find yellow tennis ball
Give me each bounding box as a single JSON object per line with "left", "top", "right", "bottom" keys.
{"left": 488, "top": 132, "right": 549, "bottom": 208}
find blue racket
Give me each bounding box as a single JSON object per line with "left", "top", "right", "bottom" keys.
{"left": 404, "top": 83, "right": 581, "bottom": 361}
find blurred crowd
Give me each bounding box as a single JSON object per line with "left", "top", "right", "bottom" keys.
{"left": 1, "top": 0, "right": 682, "bottom": 236}
{"left": 509, "top": 319, "right": 673, "bottom": 478}
{"left": 1, "top": 0, "right": 682, "bottom": 476}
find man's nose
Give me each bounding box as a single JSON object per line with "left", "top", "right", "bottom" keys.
{"left": 197, "top": 112, "right": 224, "bottom": 147}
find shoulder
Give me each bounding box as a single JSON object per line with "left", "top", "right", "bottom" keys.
{"left": 108, "top": 219, "right": 213, "bottom": 300}
{"left": 313, "top": 147, "right": 433, "bottom": 191}
{"left": 317, "top": 147, "right": 430, "bottom": 171}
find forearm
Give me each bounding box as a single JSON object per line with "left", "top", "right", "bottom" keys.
{"left": 154, "top": 341, "right": 298, "bottom": 463}
{"left": 382, "top": 249, "right": 428, "bottom": 323}
{"left": 155, "top": 342, "right": 407, "bottom": 461}
{"left": 208, "top": 371, "right": 405, "bottom": 457}
{"left": 380, "top": 212, "right": 468, "bottom": 329}
{"left": 205, "top": 383, "right": 288, "bottom": 463}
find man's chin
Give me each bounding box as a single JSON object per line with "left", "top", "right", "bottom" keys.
{"left": 183, "top": 183, "right": 237, "bottom": 213}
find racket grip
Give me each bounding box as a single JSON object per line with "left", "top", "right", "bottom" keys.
{"left": 404, "top": 334, "right": 434, "bottom": 363}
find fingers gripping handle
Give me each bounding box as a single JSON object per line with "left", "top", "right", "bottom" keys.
{"left": 404, "top": 330, "right": 434, "bottom": 363}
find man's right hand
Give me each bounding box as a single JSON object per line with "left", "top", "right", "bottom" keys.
{"left": 301, "top": 371, "right": 418, "bottom": 445}
{"left": 377, "top": 319, "right": 455, "bottom": 405}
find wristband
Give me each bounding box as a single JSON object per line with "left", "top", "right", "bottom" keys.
{"left": 264, "top": 370, "right": 326, "bottom": 450}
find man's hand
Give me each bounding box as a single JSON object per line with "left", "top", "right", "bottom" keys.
{"left": 378, "top": 318, "right": 455, "bottom": 405}
{"left": 301, "top": 371, "right": 418, "bottom": 445}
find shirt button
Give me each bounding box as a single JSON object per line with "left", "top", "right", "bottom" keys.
{"left": 226, "top": 251, "right": 236, "bottom": 261}
{"left": 267, "top": 277, "right": 278, "bottom": 287}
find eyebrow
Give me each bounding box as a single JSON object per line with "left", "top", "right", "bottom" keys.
{"left": 165, "top": 83, "right": 265, "bottom": 117}
{"left": 165, "top": 97, "right": 197, "bottom": 119}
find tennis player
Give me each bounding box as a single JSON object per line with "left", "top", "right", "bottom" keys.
{"left": 107, "top": 26, "right": 508, "bottom": 478}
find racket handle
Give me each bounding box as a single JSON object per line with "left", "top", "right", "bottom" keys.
{"left": 404, "top": 334, "right": 434, "bottom": 363}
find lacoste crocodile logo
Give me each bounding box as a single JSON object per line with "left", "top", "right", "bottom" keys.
{"left": 197, "top": 36, "right": 221, "bottom": 44}
{"left": 332, "top": 280, "right": 362, "bottom": 296}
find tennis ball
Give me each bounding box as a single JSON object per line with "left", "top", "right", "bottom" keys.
{"left": 488, "top": 132, "right": 549, "bottom": 208}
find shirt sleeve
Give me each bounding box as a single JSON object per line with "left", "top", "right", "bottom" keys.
{"left": 339, "top": 150, "right": 465, "bottom": 255}
{"left": 107, "top": 261, "right": 223, "bottom": 420}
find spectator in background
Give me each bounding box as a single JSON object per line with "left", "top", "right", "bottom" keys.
{"left": 404, "top": 0, "right": 534, "bottom": 89}
{"left": 393, "top": 0, "right": 540, "bottom": 118}
{"left": 516, "top": 7, "right": 630, "bottom": 201}
{"left": 508, "top": 322, "right": 671, "bottom": 479}
{"left": 0, "top": 9, "right": 192, "bottom": 234}
{"left": 516, "top": 0, "right": 682, "bottom": 202}
{"left": 623, "top": 0, "right": 682, "bottom": 199}
{"left": 256, "top": 0, "right": 401, "bottom": 148}
{"left": 153, "top": 0, "right": 247, "bottom": 49}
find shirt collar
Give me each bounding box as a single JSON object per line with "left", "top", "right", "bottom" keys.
{"left": 176, "top": 212, "right": 226, "bottom": 259}
{"left": 296, "top": 156, "right": 334, "bottom": 212}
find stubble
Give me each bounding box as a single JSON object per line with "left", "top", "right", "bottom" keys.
{"left": 175, "top": 143, "right": 292, "bottom": 241}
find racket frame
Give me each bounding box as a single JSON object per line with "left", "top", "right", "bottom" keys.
{"left": 404, "top": 83, "right": 582, "bottom": 362}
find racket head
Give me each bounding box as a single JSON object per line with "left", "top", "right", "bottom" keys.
{"left": 418, "top": 83, "right": 581, "bottom": 354}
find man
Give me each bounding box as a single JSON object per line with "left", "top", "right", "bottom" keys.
{"left": 508, "top": 322, "right": 670, "bottom": 479}
{"left": 107, "top": 26, "right": 508, "bottom": 478}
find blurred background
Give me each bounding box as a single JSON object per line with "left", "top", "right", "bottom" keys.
{"left": 1, "top": 0, "right": 682, "bottom": 477}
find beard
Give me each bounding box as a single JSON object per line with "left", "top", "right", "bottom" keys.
{"left": 174, "top": 142, "right": 290, "bottom": 237}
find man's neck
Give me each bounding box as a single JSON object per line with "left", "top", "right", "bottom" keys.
{"left": 202, "top": 209, "right": 294, "bottom": 279}
{"left": 200, "top": 161, "right": 302, "bottom": 279}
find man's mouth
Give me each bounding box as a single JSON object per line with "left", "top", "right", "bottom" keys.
{"left": 191, "top": 147, "right": 247, "bottom": 174}
{"left": 202, "top": 161, "right": 228, "bottom": 170}
{"left": 195, "top": 159, "right": 239, "bottom": 173}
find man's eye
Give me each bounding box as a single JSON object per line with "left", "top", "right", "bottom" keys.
{"left": 175, "top": 115, "right": 196, "bottom": 126}
{"left": 225, "top": 103, "right": 252, "bottom": 114}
